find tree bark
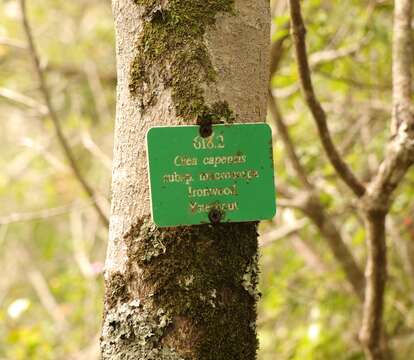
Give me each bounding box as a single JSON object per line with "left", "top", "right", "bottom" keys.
{"left": 101, "top": 1, "right": 270, "bottom": 359}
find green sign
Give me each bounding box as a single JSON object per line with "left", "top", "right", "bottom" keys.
{"left": 146, "top": 123, "right": 276, "bottom": 227}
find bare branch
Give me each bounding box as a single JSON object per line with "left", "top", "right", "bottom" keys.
{"left": 270, "top": 24, "right": 290, "bottom": 76}
{"left": 288, "top": 0, "right": 366, "bottom": 198}
{"left": 81, "top": 131, "right": 112, "bottom": 170}
{"left": 268, "top": 90, "right": 312, "bottom": 190}
{"left": 392, "top": 0, "right": 413, "bottom": 135}
{"left": 268, "top": 28, "right": 365, "bottom": 300}
{"left": 0, "top": 36, "right": 26, "bottom": 49}
{"left": 70, "top": 211, "right": 101, "bottom": 279}
{"left": 290, "top": 234, "right": 330, "bottom": 275}
{"left": 275, "top": 40, "right": 371, "bottom": 98}
{"left": 317, "top": 70, "right": 392, "bottom": 92}
{"left": 259, "top": 218, "right": 308, "bottom": 247}
{"left": 277, "top": 191, "right": 366, "bottom": 300}
{"left": 0, "top": 87, "right": 47, "bottom": 114}
{"left": 302, "top": 193, "right": 365, "bottom": 300}
{"left": 0, "top": 202, "right": 92, "bottom": 225}
{"left": 309, "top": 39, "right": 367, "bottom": 68}
{"left": 27, "top": 267, "right": 68, "bottom": 331}
{"left": 19, "top": 0, "right": 109, "bottom": 227}
{"left": 85, "top": 61, "right": 112, "bottom": 124}
{"left": 359, "top": 210, "right": 388, "bottom": 360}
{"left": 18, "top": 246, "right": 68, "bottom": 331}
{"left": 359, "top": 1, "right": 413, "bottom": 358}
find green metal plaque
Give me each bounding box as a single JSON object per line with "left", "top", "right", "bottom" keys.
{"left": 146, "top": 123, "right": 276, "bottom": 227}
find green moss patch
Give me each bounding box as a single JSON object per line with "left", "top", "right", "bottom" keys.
{"left": 130, "top": 0, "right": 235, "bottom": 120}
{"left": 123, "top": 217, "right": 259, "bottom": 359}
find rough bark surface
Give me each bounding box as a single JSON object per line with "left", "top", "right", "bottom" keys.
{"left": 102, "top": 0, "right": 269, "bottom": 359}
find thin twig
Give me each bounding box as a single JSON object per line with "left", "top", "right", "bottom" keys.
{"left": 0, "top": 87, "right": 47, "bottom": 114}
{"left": 259, "top": 218, "right": 308, "bottom": 247}
{"left": 268, "top": 89, "right": 312, "bottom": 190}
{"left": 0, "top": 36, "right": 26, "bottom": 49}
{"left": 290, "top": 234, "right": 330, "bottom": 275}
{"left": 70, "top": 211, "right": 98, "bottom": 278}
{"left": 269, "top": 19, "right": 365, "bottom": 300}
{"left": 0, "top": 202, "right": 92, "bottom": 225}
{"left": 85, "top": 61, "right": 112, "bottom": 124}
{"left": 270, "top": 25, "right": 290, "bottom": 76}
{"left": 317, "top": 71, "right": 392, "bottom": 92}
{"left": 302, "top": 192, "right": 365, "bottom": 300}
{"left": 18, "top": 246, "right": 68, "bottom": 331}
{"left": 309, "top": 38, "right": 368, "bottom": 68}
{"left": 81, "top": 131, "right": 112, "bottom": 170}
{"left": 19, "top": 0, "right": 109, "bottom": 227}
{"left": 288, "top": 0, "right": 366, "bottom": 198}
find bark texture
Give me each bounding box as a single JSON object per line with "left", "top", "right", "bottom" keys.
{"left": 102, "top": 0, "right": 270, "bottom": 359}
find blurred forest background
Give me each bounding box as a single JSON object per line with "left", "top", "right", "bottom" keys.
{"left": 0, "top": 0, "right": 413, "bottom": 359}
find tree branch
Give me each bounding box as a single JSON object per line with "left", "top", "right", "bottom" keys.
{"left": 0, "top": 202, "right": 92, "bottom": 225}
{"left": 288, "top": 0, "right": 366, "bottom": 198}
{"left": 0, "top": 87, "right": 47, "bottom": 114}
{"left": 268, "top": 90, "right": 313, "bottom": 190}
{"left": 270, "top": 24, "right": 290, "bottom": 76}
{"left": 0, "top": 36, "right": 26, "bottom": 50}
{"left": 300, "top": 192, "right": 365, "bottom": 300}
{"left": 269, "top": 22, "right": 365, "bottom": 300}
{"left": 19, "top": 0, "right": 109, "bottom": 228}
{"left": 392, "top": 0, "right": 413, "bottom": 135}
{"left": 359, "top": 209, "right": 388, "bottom": 360}
{"left": 290, "top": 234, "right": 331, "bottom": 275}
{"left": 359, "top": 1, "right": 414, "bottom": 358}
{"left": 259, "top": 218, "right": 308, "bottom": 247}
{"left": 309, "top": 38, "right": 367, "bottom": 68}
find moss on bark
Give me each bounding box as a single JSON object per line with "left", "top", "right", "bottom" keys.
{"left": 117, "top": 217, "right": 259, "bottom": 360}
{"left": 129, "top": 0, "right": 235, "bottom": 120}
{"left": 104, "top": 1, "right": 261, "bottom": 358}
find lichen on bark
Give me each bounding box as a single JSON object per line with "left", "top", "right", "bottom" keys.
{"left": 101, "top": 299, "right": 185, "bottom": 360}
{"left": 104, "top": 0, "right": 266, "bottom": 358}
{"left": 113, "top": 216, "right": 259, "bottom": 359}
{"left": 129, "top": 0, "right": 235, "bottom": 120}
{"left": 242, "top": 254, "right": 260, "bottom": 301}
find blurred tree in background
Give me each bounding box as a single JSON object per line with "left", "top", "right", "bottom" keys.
{"left": 0, "top": 0, "right": 413, "bottom": 359}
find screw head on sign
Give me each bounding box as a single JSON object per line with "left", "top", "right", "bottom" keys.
{"left": 208, "top": 208, "right": 223, "bottom": 224}
{"left": 199, "top": 123, "right": 213, "bottom": 138}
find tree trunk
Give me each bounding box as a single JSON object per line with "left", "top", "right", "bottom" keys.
{"left": 101, "top": 1, "right": 270, "bottom": 359}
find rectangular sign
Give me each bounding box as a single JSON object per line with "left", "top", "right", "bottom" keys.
{"left": 146, "top": 123, "right": 276, "bottom": 227}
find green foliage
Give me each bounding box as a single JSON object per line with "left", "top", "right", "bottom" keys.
{"left": 0, "top": 0, "right": 111, "bottom": 358}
